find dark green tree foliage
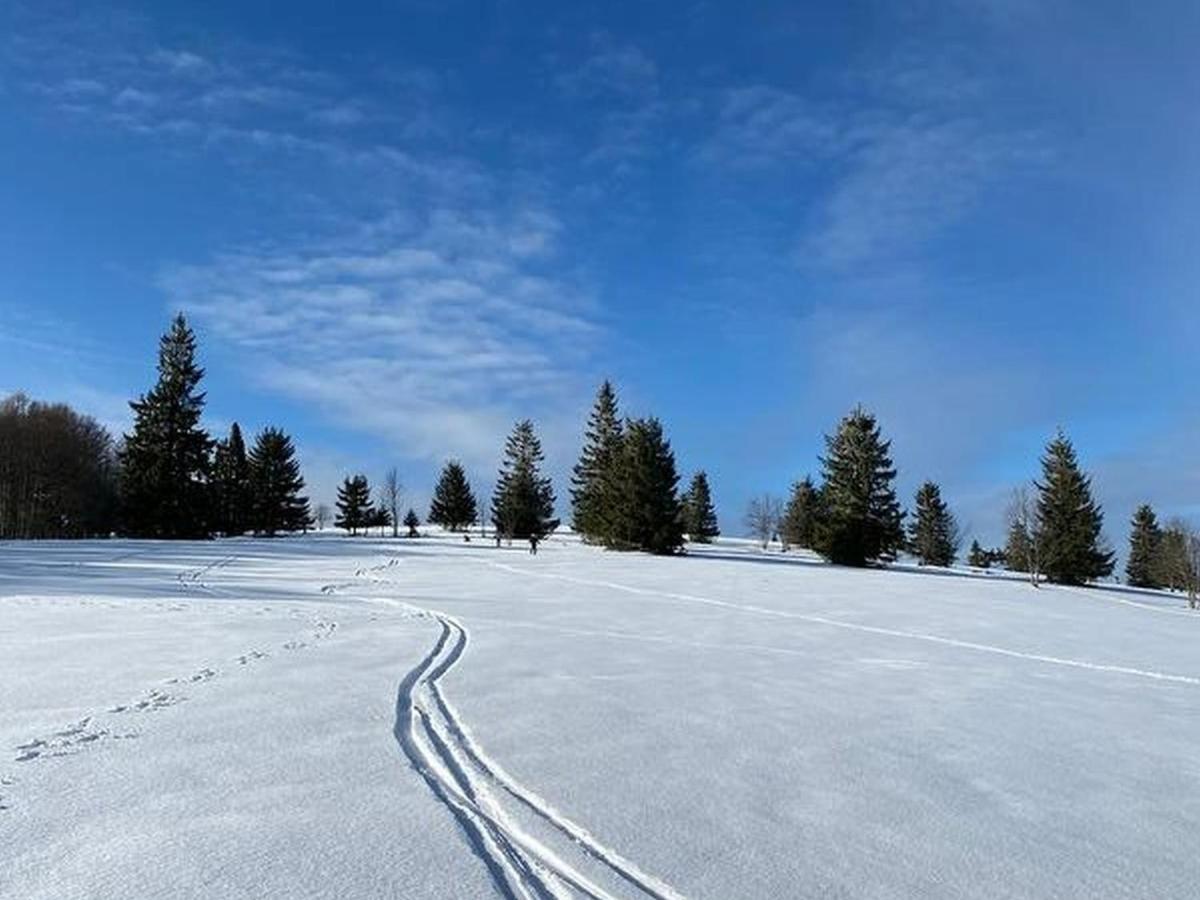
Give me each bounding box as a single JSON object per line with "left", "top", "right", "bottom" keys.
{"left": 366, "top": 504, "right": 390, "bottom": 536}
{"left": 681, "top": 471, "right": 719, "bottom": 542}
{"left": 1126, "top": 504, "right": 1162, "bottom": 588}
{"left": 1005, "top": 520, "right": 1033, "bottom": 573}
{"left": 812, "top": 407, "right": 904, "bottom": 566}
{"left": 781, "top": 476, "right": 822, "bottom": 550}
{"left": 1035, "top": 431, "right": 1115, "bottom": 585}
{"left": 403, "top": 508, "right": 421, "bottom": 538}
{"left": 335, "top": 474, "right": 372, "bottom": 536}
{"left": 571, "top": 381, "right": 623, "bottom": 542}
{"left": 907, "top": 481, "right": 959, "bottom": 566}
{"left": 428, "top": 461, "right": 478, "bottom": 531}
{"left": 119, "top": 314, "right": 213, "bottom": 538}
{"left": 212, "top": 422, "right": 251, "bottom": 536}
{"left": 0, "top": 393, "right": 118, "bottom": 538}
{"left": 492, "top": 420, "right": 559, "bottom": 540}
{"left": 248, "top": 427, "right": 310, "bottom": 536}
{"left": 967, "top": 540, "right": 989, "bottom": 568}
{"left": 604, "top": 417, "right": 684, "bottom": 555}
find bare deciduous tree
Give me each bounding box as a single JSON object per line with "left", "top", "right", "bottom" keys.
{"left": 745, "top": 494, "right": 782, "bottom": 550}
{"left": 382, "top": 467, "right": 402, "bottom": 539}
{"left": 1007, "top": 484, "right": 1041, "bottom": 587}
{"left": 1156, "top": 518, "right": 1200, "bottom": 608}
{"left": 314, "top": 503, "right": 332, "bottom": 531}
{"left": 0, "top": 393, "right": 118, "bottom": 539}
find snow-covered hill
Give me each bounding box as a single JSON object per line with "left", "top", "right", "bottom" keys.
{"left": 2, "top": 534, "right": 1197, "bottom": 899}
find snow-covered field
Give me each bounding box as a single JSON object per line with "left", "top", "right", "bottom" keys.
{"left": 2, "top": 534, "right": 1198, "bottom": 899}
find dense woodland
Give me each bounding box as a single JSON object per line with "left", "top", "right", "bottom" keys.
{"left": 2, "top": 314, "right": 1198, "bottom": 599}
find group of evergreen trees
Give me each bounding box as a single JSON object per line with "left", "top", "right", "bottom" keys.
{"left": 966, "top": 541, "right": 1006, "bottom": 569}
{"left": 998, "top": 432, "right": 1115, "bottom": 586}
{"left": 333, "top": 473, "right": 421, "bottom": 537}
{"left": 10, "top": 314, "right": 1196, "bottom": 596}
{"left": 120, "top": 315, "right": 312, "bottom": 538}
{"left": 570, "top": 381, "right": 700, "bottom": 554}
{"left": 766, "top": 410, "right": 1123, "bottom": 586}
{"left": 1124, "top": 503, "right": 1199, "bottom": 602}
{"left": 773, "top": 408, "right": 909, "bottom": 567}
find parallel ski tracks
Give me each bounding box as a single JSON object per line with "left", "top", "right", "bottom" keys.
{"left": 390, "top": 603, "right": 685, "bottom": 900}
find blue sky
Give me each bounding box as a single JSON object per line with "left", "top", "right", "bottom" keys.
{"left": 2, "top": 0, "right": 1198, "bottom": 547}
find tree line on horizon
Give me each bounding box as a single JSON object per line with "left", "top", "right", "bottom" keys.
{"left": 0, "top": 314, "right": 311, "bottom": 540}
{"left": 3, "top": 315, "right": 1198, "bottom": 598}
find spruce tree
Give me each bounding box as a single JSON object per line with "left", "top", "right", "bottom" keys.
{"left": 403, "top": 508, "right": 421, "bottom": 538}
{"left": 1005, "top": 520, "right": 1033, "bottom": 573}
{"left": 1035, "top": 430, "right": 1115, "bottom": 585}
{"left": 491, "top": 420, "right": 559, "bottom": 540}
{"left": 428, "top": 461, "right": 478, "bottom": 532}
{"left": 967, "top": 539, "right": 989, "bottom": 568}
{"left": 212, "top": 422, "right": 251, "bottom": 536}
{"left": 119, "top": 314, "right": 213, "bottom": 539}
{"left": 681, "top": 471, "right": 719, "bottom": 542}
{"left": 604, "top": 417, "right": 684, "bottom": 555}
{"left": 248, "top": 427, "right": 311, "bottom": 536}
{"left": 571, "top": 381, "right": 623, "bottom": 542}
{"left": 1126, "top": 504, "right": 1162, "bottom": 588}
{"left": 907, "top": 481, "right": 959, "bottom": 567}
{"left": 781, "top": 476, "right": 823, "bottom": 550}
{"left": 812, "top": 407, "right": 904, "bottom": 566}
{"left": 335, "top": 474, "right": 372, "bottom": 536}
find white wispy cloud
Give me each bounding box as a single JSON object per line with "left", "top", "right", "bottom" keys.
{"left": 700, "top": 47, "right": 1048, "bottom": 270}
{"left": 555, "top": 36, "right": 659, "bottom": 99}
{"left": 161, "top": 208, "right": 599, "bottom": 469}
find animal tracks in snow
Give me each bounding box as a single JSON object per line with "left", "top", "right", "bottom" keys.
{"left": 14, "top": 717, "right": 138, "bottom": 763}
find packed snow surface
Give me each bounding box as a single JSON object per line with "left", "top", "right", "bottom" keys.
{"left": 2, "top": 533, "right": 1198, "bottom": 899}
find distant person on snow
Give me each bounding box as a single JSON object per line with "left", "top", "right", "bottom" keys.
{"left": 529, "top": 536, "right": 539, "bottom": 555}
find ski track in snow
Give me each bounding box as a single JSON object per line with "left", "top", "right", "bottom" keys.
{"left": 389, "top": 609, "right": 686, "bottom": 900}
{"left": 1051, "top": 584, "right": 1200, "bottom": 618}
{"left": 486, "top": 562, "right": 1200, "bottom": 688}
{"left": 329, "top": 559, "right": 685, "bottom": 900}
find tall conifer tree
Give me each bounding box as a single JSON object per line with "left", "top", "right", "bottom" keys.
{"left": 428, "top": 461, "right": 478, "bottom": 532}
{"left": 1126, "top": 504, "right": 1162, "bottom": 588}
{"left": 119, "top": 314, "right": 212, "bottom": 538}
{"left": 248, "top": 427, "right": 310, "bottom": 536}
{"left": 403, "top": 508, "right": 421, "bottom": 538}
{"left": 571, "top": 381, "right": 623, "bottom": 542}
{"left": 681, "top": 470, "right": 719, "bottom": 542}
{"left": 212, "top": 422, "right": 251, "bottom": 536}
{"left": 781, "top": 476, "right": 823, "bottom": 550}
{"left": 907, "top": 481, "right": 959, "bottom": 566}
{"left": 604, "top": 417, "right": 684, "bottom": 555}
{"left": 1035, "top": 431, "right": 1115, "bottom": 585}
{"left": 492, "top": 420, "right": 559, "bottom": 540}
{"left": 812, "top": 407, "right": 903, "bottom": 566}
{"left": 1005, "top": 519, "right": 1033, "bottom": 573}
{"left": 335, "top": 474, "right": 372, "bottom": 536}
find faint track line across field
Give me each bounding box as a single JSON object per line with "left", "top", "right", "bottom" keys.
{"left": 486, "top": 562, "right": 1200, "bottom": 688}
